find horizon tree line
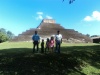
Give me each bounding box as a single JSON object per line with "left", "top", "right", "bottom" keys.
{"left": 0, "top": 28, "right": 15, "bottom": 43}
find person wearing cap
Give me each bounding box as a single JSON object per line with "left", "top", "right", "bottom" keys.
{"left": 32, "top": 31, "right": 40, "bottom": 53}
{"left": 55, "top": 30, "right": 62, "bottom": 53}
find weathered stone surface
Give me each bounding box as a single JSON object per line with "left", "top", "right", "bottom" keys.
{"left": 11, "top": 19, "right": 92, "bottom": 43}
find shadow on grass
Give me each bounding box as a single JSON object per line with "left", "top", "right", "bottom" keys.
{"left": 62, "top": 45, "right": 100, "bottom": 69}
{"left": 0, "top": 45, "right": 100, "bottom": 75}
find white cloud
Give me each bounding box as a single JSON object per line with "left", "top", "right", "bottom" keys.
{"left": 35, "top": 11, "right": 53, "bottom": 20}
{"left": 36, "top": 15, "right": 43, "bottom": 20}
{"left": 46, "top": 15, "right": 53, "bottom": 19}
{"left": 92, "top": 11, "right": 100, "bottom": 21}
{"left": 84, "top": 16, "right": 93, "bottom": 21}
{"left": 35, "top": 11, "right": 43, "bottom": 20}
{"left": 37, "top": 12, "right": 43, "bottom": 15}
{"left": 84, "top": 11, "right": 100, "bottom": 21}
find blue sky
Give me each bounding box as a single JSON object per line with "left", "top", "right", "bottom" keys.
{"left": 0, "top": 0, "right": 100, "bottom": 36}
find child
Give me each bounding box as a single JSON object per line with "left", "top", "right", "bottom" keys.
{"left": 45, "top": 38, "right": 50, "bottom": 53}
{"left": 49, "top": 36, "right": 54, "bottom": 52}
{"left": 41, "top": 39, "right": 44, "bottom": 53}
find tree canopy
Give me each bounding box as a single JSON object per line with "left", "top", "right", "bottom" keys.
{"left": 63, "top": 0, "right": 75, "bottom": 4}
{"left": 0, "top": 28, "right": 15, "bottom": 43}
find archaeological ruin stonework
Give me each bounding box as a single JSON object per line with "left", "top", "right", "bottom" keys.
{"left": 11, "top": 19, "right": 92, "bottom": 43}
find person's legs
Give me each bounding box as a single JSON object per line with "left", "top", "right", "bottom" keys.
{"left": 41, "top": 45, "right": 44, "bottom": 53}
{"left": 45, "top": 47, "right": 47, "bottom": 53}
{"left": 33, "top": 42, "right": 36, "bottom": 53}
{"left": 48, "top": 47, "right": 49, "bottom": 52}
{"left": 43, "top": 46, "right": 44, "bottom": 53}
{"left": 41, "top": 46, "right": 43, "bottom": 53}
{"left": 36, "top": 41, "right": 39, "bottom": 52}
{"left": 58, "top": 42, "right": 61, "bottom": 53}
{"left": 51, "top": 46, "right": 54, "bottom": 53}
{"left": 55, "top": 42, "right": 58, "bottom": 52}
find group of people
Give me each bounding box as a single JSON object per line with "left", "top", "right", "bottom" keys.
{"left": 32, "top": 30, "right": 62, "bottom": 53}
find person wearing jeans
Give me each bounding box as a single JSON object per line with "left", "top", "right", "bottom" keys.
{"left": 55, "top": 30, "right": 62, "bottom": 53}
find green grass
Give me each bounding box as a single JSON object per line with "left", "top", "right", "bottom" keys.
{"left": 0, "top": 42, "right": 100, "bottom": 75}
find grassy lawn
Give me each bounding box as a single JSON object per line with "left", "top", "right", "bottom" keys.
{"left": 0, "top": 42, "right": 100, "bottom": 75}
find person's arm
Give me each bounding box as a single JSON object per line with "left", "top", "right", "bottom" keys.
{"left": 61, "top": 38, "right": 62, "bottom": 43}
{"left": 61, "top": 34, "right": 62, "bottom": 43}
{"left": 32, "top": 35, "right": 34, "bottom": 42}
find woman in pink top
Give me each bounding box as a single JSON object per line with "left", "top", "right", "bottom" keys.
{"left": 49, "top": 36, "right": 54, "bottom": 52}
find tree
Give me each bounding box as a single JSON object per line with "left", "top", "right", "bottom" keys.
{"left": 7, "top": 31, "right": 15, "bottom": 40}
{"left": 0, "top": 28, "right": 15, "bottom": 43}
{"left": 91, "top": 35, "right": 99, "bottom": 37}
{"left": 86, "top": 34, "right": 90, "bottom": 37}
{"left": 0, "top": 32, "right": 8, "bottom": 43}
{"left": 0, "top": 28, "right": 6, "bottom": 34}
{"left": 63, "top": 0, "right": 75, "bottom": 4}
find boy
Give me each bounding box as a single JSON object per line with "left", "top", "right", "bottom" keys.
{"left": 41, "top": 39, "right": 44, "bottom": 53}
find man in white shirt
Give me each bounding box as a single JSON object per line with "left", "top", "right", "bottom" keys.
{"left": 55, "top": 30, "right": 62, "bottom": 53}
{"left": 32, "top": 31, "right": 40, "bottom": 53}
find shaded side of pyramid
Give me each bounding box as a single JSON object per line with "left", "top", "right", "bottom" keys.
{"left": 11, "top": 19, "right": 92, "bottom": 43}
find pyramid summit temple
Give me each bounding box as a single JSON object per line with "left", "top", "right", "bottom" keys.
{"left": 11, "top": 19, "right": 92, "bottom": 43}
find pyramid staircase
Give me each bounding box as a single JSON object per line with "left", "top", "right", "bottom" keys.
{"left": 11, "top": 19, "right": 92, "bottom": 43}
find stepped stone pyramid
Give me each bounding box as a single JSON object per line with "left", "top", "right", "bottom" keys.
{"left": 11, "top": 19, "right": 92, "bottom": 43}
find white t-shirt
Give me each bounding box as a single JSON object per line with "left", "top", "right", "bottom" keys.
{"left": 55, "top": 34, "right": 62, "bottom": 42}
